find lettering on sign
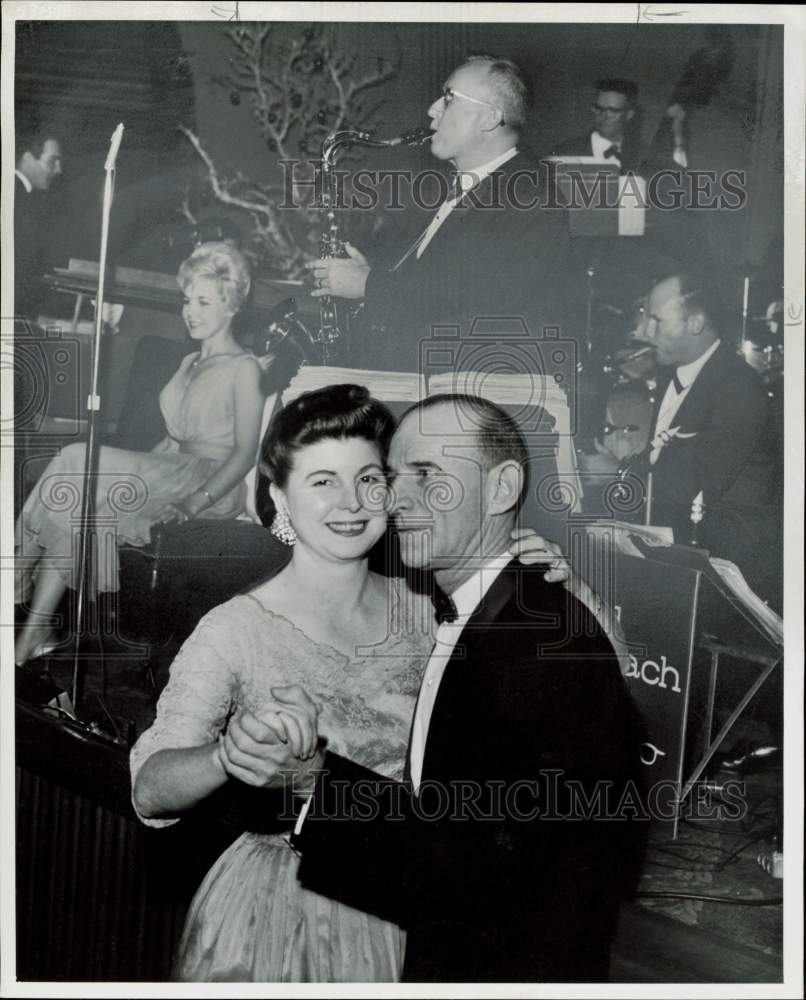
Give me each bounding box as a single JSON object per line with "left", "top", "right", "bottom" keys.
{"left": 640, "top": 742, "right": 667, "bottom": 766}
{"left": 623, "top": 653, "right": 682, "bottom": 693}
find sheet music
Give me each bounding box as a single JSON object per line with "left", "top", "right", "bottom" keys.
{"left": 709, "top": 557, "right": 784, "bottom": 648}
{"left": 281, "top": 366, "right": 425, "bottom": 405}
{"left": 586, "top": 520, "right": 675, "bottom": 559}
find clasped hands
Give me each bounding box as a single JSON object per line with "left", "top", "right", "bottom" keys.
{"left": 212, "top": 535, "right": 568, "bottom": 789}
{"left": 305, "top": 243, "right": 370, "bottom": 300}
{"left": 216, "top": 684, "right": 323, "bottom": 792}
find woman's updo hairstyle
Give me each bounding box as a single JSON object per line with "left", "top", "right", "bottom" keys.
{"left": 177, "top": 241, "right": 251, "bottom": 313}
{"left": 261, "top": 384, "right": 396, "bottom": 488}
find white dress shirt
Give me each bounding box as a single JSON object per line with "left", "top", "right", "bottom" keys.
{"left": 414, "top": 146, "right": 519, "bottom": 259}
{"left": 408, "top": 552, "right": 512, "bottom": 793}
{"left": 589, "top": 131, "right": 688, "bottom": 170}
{"left": 15, "top": 169, "right": 33, "bottom": 194}
{"left": 294, "top": 552, "right": 512, "bottom": 833}
{"left": 590, "top": 130, "right": 620, "bottom": 163}
{"left": 649, "top": 339, "right": 721, "bottom": 464}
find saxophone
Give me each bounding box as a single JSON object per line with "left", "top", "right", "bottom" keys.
{"left": 317, "top": 126, "right": 431, "bottom": 364}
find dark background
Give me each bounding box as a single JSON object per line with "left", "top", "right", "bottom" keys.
{"left": 16, "top": 19, "right": 783, "bottom": 303}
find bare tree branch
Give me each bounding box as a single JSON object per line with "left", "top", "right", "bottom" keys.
{"left": 179, "top": 22, "right": 397, "bottom": 275}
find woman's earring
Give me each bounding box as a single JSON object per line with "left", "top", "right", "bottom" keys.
{"left": 270, "top": 508, "right": 297, "bottom": 546}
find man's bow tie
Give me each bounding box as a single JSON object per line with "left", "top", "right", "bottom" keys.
{"left": 432, "top": 587, "right": 458, "bottom": 624}
{"left": 603, "top": 144, "right": 620, "bottom": 159}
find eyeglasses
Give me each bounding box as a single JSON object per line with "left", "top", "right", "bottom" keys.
{"left": 592, "top": 104, "right": 628, "bottom": 116}
{"left": 442, "top": 86, "right": 500, "bottom": 112}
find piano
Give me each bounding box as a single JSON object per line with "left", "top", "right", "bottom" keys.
{"left": 44, "top": 258, "right": 317, "bottom": 324}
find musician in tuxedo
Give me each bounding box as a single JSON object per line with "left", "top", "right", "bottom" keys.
{"left": 551, "top": 77, "right": 687, "bottom": 174}
{"left": 306, "top": 55, "right": 570, "bottom": 375}
{"left": 14, "top": 124, "right": 63, "bottom": 321}
{"left": 220, "top": 394, "right": 645, "bottom": 982}
{"left": 632, "top": 272, "right": 781, "bottom": 607}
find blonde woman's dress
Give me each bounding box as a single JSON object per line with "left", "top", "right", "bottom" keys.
{"left": 15, "top": 352, "right": 259, "bottom": 599}
{"left": 130, "top": 582, "right": 433, "bottom": 982}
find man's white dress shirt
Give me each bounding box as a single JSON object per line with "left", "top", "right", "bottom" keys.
{"left": 649, "top": 339, "right": 721, "bottom": 465}
{"left": 589, "top": 130, "right": 688, "bottom": 169}
{"left": 15, "top": 169, "right": 33, "bottom": 194}
{"left": 408, "top": 552, "right": 512, "bottom": 793}
{"left": 590, "top": 130, "right": 621, "bottom": 163}
{"left": 294, "top": 552, "right": 512, "bottom": 833}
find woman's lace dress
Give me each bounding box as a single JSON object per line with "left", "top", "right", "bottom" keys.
{"left": 130, "top": 580, "right": 434, "bottom": 982}
{"left": 15, "top": 352, "right": 258, "bottom": 598}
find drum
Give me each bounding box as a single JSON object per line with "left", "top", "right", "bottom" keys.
{"left": 602, "top": 379, "right": 655, "bottom": 461}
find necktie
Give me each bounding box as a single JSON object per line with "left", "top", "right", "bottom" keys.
{"left": 432, "top": 587, "right": 458, "bottom": 624}
{"left": 672, "top": 371, "right": 684, "bottom": 394}
{"left": 603, "top": 144, "right": 620, "bottom": 159}
{"left": 447, "top": 171, "right": 463, "bottom": 200}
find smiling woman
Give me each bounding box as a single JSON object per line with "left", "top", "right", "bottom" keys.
{"left": 14, "top": 242, "right": 264, "bottom": 666}
{"left": 267, "top": 432, "right": 390, "bottom": 560}
{"left": 129, "top": 381, "right": 577, "bottom": 981}
{"left": 129, "top": 383, "right": 434, "bottom": 982}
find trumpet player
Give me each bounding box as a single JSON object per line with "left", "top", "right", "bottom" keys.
{"left": 305, "top": 54, "right": 570, "bottom": 374}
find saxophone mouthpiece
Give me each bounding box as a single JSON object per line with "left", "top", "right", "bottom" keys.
{"left": 393, "top": 127, "right": 433, "bottom": 147}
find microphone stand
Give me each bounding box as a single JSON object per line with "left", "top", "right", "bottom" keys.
{"left": 739, "top": 274, "right": 750, "bottom": 352}
{"left": 71, "top": 124, "right": 124, "bottom": 716}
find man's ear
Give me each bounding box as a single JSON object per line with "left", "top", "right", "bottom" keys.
{"left": 486, "top": 460, "right": 523, "bottom": 515}
{"left": 625, "top": 108, "right": 635, "bottom": 123}
{"left": 481, "top": 106, "right": 504, "bottom": 132}
{"left": 686, "top": 310, "right": 706, "bottom": 336}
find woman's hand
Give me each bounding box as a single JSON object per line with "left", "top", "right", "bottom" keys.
{"left": 158, "top": 494, "right": 205, "bottom": 524}
{"left": 264, "top": 685, "right": 321, "bottom": 760}
{"left": 508, "top": 528, "right": 570, "bottom": 583}
{"left": 218, "top": 699, "right": 320, "bottom": 789}
{"left": 218, "top": 711, "right": 301, "bottom": 789}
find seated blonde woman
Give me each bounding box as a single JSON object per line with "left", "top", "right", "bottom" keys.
{"left": 15, "top": 242, "right": 264, "bottom": 665}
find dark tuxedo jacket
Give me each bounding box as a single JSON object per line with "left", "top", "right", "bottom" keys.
{"left": 352, "top": 152, "right": 571, "bottom": 374}
{"left": 642, "top": 343, "right": 780, "bottom": 599}
{"left": 14, "top": 175, "right": 47, "bottom": 322}
{"left": 294, "top": 560, "right": 645, "bottom": 982}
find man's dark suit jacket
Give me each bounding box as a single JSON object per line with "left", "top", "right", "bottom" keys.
{"left": 547, "top": 130, "right": 713, "bottom": 288}
{"left": 293, "top": 560, "right": 645, "bottom": 982}
{"left": 351, "top": 152, "right": 571, "bottom": 374}
{"left": 14, "top": 174, "right": 47, "bottom": 321}
{"left": 642, "top": 343, "right": 781, "bottom": 603}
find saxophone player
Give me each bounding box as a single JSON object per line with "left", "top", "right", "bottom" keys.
{"left": 305, "top": 54, "right": 570, "bottom": 375}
